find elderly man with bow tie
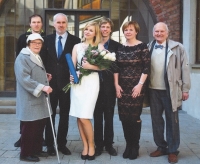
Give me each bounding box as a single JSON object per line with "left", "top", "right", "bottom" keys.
{"left": 148, "top": 22, "right": 191, "bottom": 163}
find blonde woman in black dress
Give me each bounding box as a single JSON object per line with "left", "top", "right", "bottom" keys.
{"left": 114, "top": 21, "right": 150, "bottom": 160}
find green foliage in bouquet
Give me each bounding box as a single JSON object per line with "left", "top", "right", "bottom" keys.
{"left": 63, "top": 44, "right": 116, "bottom": 93}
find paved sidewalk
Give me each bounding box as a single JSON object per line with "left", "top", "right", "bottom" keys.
{"left": 0, "top": 110, "right": 200, "bottom": 164}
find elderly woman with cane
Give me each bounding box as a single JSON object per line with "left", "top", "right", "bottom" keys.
{"left": 14, "top": 33, "right": 53, "bottom": 162}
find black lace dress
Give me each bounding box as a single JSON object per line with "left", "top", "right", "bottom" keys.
{"left": 116, "top": 43, "right": 150, "bottom": 122}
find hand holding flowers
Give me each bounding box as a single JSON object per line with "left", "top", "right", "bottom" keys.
{"left": 63, "top": 44, "right": 116, "bottom": 93}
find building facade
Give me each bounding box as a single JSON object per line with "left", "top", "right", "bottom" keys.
{"left": 0, "top": 0, "right": 199, "bottom": 119}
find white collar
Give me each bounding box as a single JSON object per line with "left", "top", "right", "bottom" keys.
{"left": 56, "top": 32, "right": 67, "bottom": 39}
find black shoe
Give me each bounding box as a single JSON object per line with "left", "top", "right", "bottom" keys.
{"left": 129, "top": 147, "right": 138, "bottom": 160}
{"left": 35, "top": 151, "right": 49, "bottom": 157}
{"left": 105, "top": 146, "right": 117, "bottom": 156}
{"left": 95, "top": 147, "right": 103, "bottom": 156}
{"left": 58, "top": 146, "right": 71, "bottom": 155}
{"left": 20, "top": 155, "right": 40, "bottom": 162}
{"left": 123, "top": 144, "right": 131, "bottom": 159}
{"left": 47, "top": 146, "right": 56, "bottom": 156}
{"left": 14, "top": 138, "right": 21, "bottom": 147}
{"left": 87, "top": 154, "right": 95, "bottom": 160}
{"left": 81, "top": 154, "right": 88, "bottom": 160}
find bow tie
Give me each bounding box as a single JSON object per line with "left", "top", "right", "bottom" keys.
{"left": 155, "top": 44, "right": 164, "bottom": 49}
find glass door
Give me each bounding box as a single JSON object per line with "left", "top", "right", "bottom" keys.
{"left": 45, "top": 9, "right": 110, "bottom": 37}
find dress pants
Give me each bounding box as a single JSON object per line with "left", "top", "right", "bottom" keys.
{"left": 94, "top": 81, "right": 116, "bottom": 148}
{"left": 150, "top": 89, "right": 180, "bottom": 153}
{"left": 20, "top": 118, "right": 46, "bottom": 156}
{"left": 45, "top": 87, "right": 70, "bottom": 147}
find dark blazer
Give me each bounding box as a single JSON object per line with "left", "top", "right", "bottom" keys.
{"left": 101, "top": 39, "right": 122, "bottom": 94}
{"left": 41, "top": 32, "right": 80, "bottom": 90}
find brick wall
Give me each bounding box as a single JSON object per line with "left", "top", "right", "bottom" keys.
{"left": 149, "top": 0, "right": 181, "bottom": 42}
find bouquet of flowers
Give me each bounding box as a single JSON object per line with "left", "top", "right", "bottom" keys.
{"left": 63, "top": 44, "right": 116, "bottom": 93}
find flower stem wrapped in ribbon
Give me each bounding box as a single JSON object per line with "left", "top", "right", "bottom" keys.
{"left": 63, "top": 44, "right": 116, "bottom": 93}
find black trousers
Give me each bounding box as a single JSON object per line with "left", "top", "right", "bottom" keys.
{"left": 45, "top": 87, "right": 70, "bottom": 147}
{"left": 94, "top": 81, "right": 116, "bottom": 148}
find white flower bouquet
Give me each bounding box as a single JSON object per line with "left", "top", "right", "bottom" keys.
{"left": 63, "top": 44, "right": 116, "bottom": 93}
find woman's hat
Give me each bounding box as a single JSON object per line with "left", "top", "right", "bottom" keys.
{"left": 26, "top": 33, "right": 44, "bottom": 43}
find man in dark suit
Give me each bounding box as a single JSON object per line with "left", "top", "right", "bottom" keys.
{"left": 14, "top": 14, "right": 45, "bottom": 148}
{"left": 16, "top": 14, "right": 45, "bottom": 56}
{"left": 41, "top": 13, "right": 80, "bottom": 156}
{"left": 94, "top": 17, "right": 121, "bottom": 156}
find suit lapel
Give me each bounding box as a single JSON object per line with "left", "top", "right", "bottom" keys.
{"left": 49, "top": 34, "right": 58, "bottom": 61}
{"left": 30, "top": 53, "right": 44, "bottom": 68}
{"left": 59, "top": 32, "right": 73, "bottom": 60}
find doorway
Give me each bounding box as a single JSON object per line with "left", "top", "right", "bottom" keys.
{"left": 45, "top": 9, "right": 110, "bottom": 37}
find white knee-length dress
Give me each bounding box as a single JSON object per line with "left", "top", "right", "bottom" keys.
{"left": 69, "top": 43, "right": 99, "bottom": 119}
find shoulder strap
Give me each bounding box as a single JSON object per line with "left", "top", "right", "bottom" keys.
{"left": 149, "top": 40, "right": 156, "bottom": 56}
{"left": 164, "top": 40, "right": 169, "bottom": 73}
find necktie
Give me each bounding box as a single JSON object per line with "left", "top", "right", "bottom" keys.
{"left": 155, "top": 44, "right": 164, "bottom": 49}
{"left": 57, "top": 36, "right": 63, "bottom": 59}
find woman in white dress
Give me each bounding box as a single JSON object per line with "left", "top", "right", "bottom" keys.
{"left": 69, "top": 21, "right": 103, "bottom": 160}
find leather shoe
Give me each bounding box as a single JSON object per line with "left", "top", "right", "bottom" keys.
{"left": 20, "top": 155, "right": 40, "bottom": 162}
{"left": 35, "top": 151, "right": 49, "bottom": 157}
{"left": 58, "top": 146, "right": 71, "bottom": 155}
{"left": 123, "top": 144, "right": 131, "bottom": 159}
{"left": 14, "top": 138, "right": 21, "bottom": 147}
{"left": 129, "top": 147, "right": 138, "bottom": 160}
{"left": 168, "top": 153, "right": 178, "bottom": 163}
{"left": 87, "top": 154, "right": 95, "bottom": 160}
{"left": 105, "top": 146, "right": 117, "bottom": 156}
{"left": 81, "top": 154, "right": 88, "bottom": 160}
{"left": 95, "top": 147, "right": 103, "bottom": 156}
{"left": 47, "top": 146, "right": 56, "bottom": 156}
{"left": 150, "top": 150, "right": 168, "bottom": 157}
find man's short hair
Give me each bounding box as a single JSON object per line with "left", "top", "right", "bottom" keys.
{"left": 53, "top": 13, "right": 68, "bottom": 23}
{"left": 153, "top": 22, "right": 169, "bottom": 33}
{"left": 29, "top": 14, "right": 43, "bottom": 23}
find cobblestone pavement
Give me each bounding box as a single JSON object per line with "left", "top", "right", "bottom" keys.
{"left": 0, "top": 110, "right": 200, "bottom": 164}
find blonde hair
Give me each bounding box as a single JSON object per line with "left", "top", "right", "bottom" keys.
{"left": 82, "top": 21, "right": 101, "bottom": 46}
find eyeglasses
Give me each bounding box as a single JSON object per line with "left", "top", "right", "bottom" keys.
{"left": 30, "top": 41, "right": 42, "bottom": 46}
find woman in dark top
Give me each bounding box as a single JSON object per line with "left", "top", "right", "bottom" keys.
{"left": 114, "top": 21, "right": 150, "bottom": 160}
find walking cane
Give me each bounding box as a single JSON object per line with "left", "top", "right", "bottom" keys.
{"left": 45, "top": 94, "right": 61, "bottom": 164}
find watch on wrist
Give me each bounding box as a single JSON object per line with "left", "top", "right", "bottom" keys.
{"left": 139, "top": 81, "right": 144, "bottom": 85}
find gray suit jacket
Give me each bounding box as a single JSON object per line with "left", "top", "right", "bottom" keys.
{"left": 14, "top": 47, "right": 52, "bottom": 121}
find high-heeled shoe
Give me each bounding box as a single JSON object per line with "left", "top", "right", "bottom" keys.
{"left": 87, "top": 154, "right": 95, "bottom": 160}
{"left": 81, "top": 154, "right": 88, "bottom": 160}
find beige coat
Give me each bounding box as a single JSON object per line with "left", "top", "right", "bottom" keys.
{"left": 148, "top": 39, "right": 191, "bottom": 112}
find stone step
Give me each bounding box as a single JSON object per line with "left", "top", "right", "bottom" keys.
{"left": 0, "top": 106, "right": 16, "bottom": 114}
{"left": 0, "top": 97, "right": 16, "bottom": 106}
